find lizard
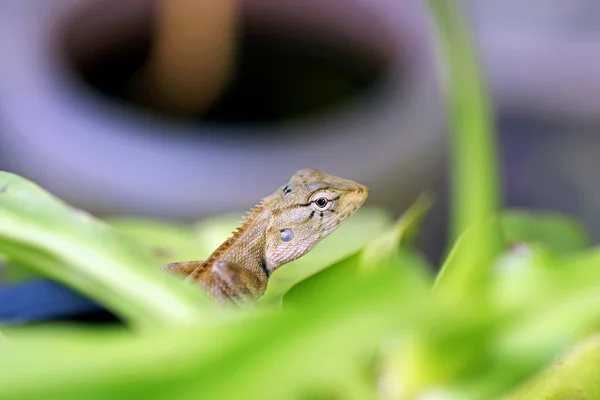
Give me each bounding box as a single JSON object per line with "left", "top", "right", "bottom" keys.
{"left": 162, "top": 168, "right": 369, "bottom": 304}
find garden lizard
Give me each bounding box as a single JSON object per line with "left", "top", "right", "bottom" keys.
{"left": 162, "top": 168, "right": 369, "bottom": 304}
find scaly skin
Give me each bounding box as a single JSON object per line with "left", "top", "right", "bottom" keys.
{"left": 163, "top": 168, "right": 369, "bottom": 304}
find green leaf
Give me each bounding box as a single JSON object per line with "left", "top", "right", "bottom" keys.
{"left": 281, "top": 253, "right": 362, "bottom": 307}
{"left": 490, "top": 290, "right": 600, "bottom": 397}
{"left": 505, "top": 334, "right": 600, "bottom": 400}
{"left": 0, "top": 264, "right": 411, "bottom": 400}
{"left": 0, "top": 172, "right": 213, "bottom": 329}
{"left": 474, "top": 245, "right": 600, "bottom": 394}
{"left": 2, "top": 259, "right": 38, "bottom": 283}
{"left": 379, "top": 312, "right": 499, "bottom": 399}
{"left": 501, "top": 210, "right": 590, "bottom": 254}
{"left": 359, "top": 193, "right": 433, "bottom": 269}
{"left": 108, "top": 218, "right": 214, "bottom": 264}
{"left": 434, "top": 218, "right": 505, "bottom": 307}
{"left": 492, "top": 244, "right": 600, "bottom": 318}
{"left": 493, "top": 246, "right": 600, "bottom": 363}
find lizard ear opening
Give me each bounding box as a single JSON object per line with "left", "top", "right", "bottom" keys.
{"left": 280, "top": 228, "right": 294, "bottom": 242}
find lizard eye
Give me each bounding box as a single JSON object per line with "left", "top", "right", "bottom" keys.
{"left": 310, "top": 192, "right": 334, "bottom": 211}
{"left": 315, "top": 197, "right": 328, "bottom": 208}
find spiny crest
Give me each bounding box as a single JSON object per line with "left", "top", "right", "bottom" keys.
{"left": 232, "top": 200, "right": 265, "bottom": 237}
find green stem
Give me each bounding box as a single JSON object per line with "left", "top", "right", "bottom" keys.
{"left": 426, "top": 0, "right": 501, "bottom": 240}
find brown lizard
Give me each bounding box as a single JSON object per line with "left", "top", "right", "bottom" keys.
{"left": 162, "top": 168, "right": 369, "bottom": 304}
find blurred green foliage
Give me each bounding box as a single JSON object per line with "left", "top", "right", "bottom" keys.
{"left": 501, "top": 210, "right": 591, "bottom": 254}
{"left": 1, "top": 1, "right": 599, "bottom": 399}
{"left": 0, "top": 172, "right": 212, "bottom": 329}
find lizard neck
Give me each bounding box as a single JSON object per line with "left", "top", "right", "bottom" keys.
{"left": 204, "top": 202, "right": 271, "bottom": 282}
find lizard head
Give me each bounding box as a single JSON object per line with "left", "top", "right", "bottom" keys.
{"left": 264, "top": 168, "right": 369, "bottom": 270}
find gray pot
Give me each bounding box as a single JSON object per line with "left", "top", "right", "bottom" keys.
{"left": 0, "top": 0, "right": 444, "bottom": 218}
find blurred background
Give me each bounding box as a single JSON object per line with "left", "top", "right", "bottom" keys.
{"left": 1, "top": 0, "right": 600, "bottom": 263}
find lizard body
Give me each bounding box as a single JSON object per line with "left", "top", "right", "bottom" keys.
{"left": 163, "top": 168, "right": 369, "bottom": 304}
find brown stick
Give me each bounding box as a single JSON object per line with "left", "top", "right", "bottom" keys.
{"left": 131, "top": 0, "right": 237, "bottom": 118}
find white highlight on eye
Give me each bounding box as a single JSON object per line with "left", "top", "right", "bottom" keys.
{"left": 280, "top": 228, "right": 294, "bottom": 242}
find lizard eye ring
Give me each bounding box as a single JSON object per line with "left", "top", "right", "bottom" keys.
{"left": 310, "top": 192, "right": 334, "bottom": 211}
